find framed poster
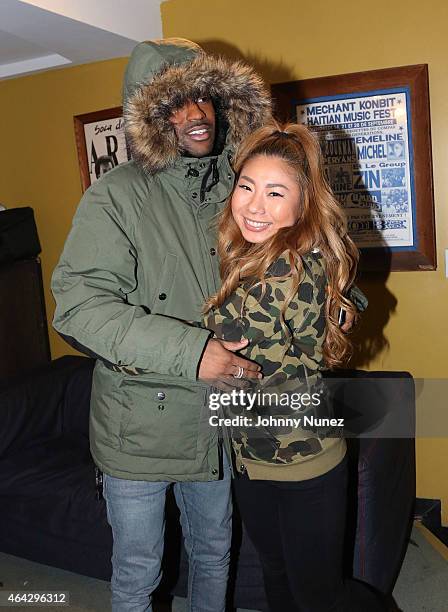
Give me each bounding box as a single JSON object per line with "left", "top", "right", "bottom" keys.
{"left": 74, "top": 107, "right": 131, "bottom": 192}
{"left": 271, "top": 65, "right": 436, "bottom": 271}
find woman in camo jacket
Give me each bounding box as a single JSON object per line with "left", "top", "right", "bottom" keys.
{"left": 203, "top": 121, "right": 385, "bottom": 612}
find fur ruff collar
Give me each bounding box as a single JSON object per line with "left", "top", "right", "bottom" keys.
{"left": 124, "top": 53, "right": 271, "bottom": 175}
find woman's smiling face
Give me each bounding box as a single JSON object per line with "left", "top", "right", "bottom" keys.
{"left": 231, "top": 155, "right": 301, "bottom": 243}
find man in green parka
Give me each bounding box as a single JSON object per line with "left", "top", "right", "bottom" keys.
{"left": 51, "top": 39, "right": 270, "bottom": 611}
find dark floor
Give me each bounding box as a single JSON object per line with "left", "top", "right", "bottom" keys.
{"left": 0, "top": 524, "right": 447, "bottom": 611}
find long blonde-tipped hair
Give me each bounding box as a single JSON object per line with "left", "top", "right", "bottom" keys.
{"left": 205, "top": 120, "right": 360, "bottom": 368}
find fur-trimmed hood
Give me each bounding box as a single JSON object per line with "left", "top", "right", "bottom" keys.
{"left": 124, "top": 39, "right": 271, "bottom": 174}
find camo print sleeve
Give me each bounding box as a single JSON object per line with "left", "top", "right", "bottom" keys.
{"left": 348, "top": 284, "right": 368, "bottom": 312}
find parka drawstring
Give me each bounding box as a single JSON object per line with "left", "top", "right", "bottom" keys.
{"left": 200, "top": 158, "right": 219, "bottom": 203}
{"left": 185, "top": 160, "right": 220, "bottom": 204}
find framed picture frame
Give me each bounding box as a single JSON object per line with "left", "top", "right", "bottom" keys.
{"left": 271, "top": 65, "right": 436, "bottom": 271}
{"left": 73, "top": 107, "right": 130, "bottom": 192}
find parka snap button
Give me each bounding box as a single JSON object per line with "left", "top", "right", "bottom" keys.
{"left": 192, "top": 192, "right": 198, "bottom": 199}
{"left": 227, "top": 174, "right": 232, "bottom": 180}
{"left": 240, "top": 464, "right": 246, "bottom": 473}
{"left": 210, "top": 248, "right": 216, "bottom": 256}
{"left": 211, "top": 468, "right": 218, "bottom": 475}
{"left": 158, "top": 404, "right": 165, "bottom": 411}
{"left": 157, "top": 392, "right": 166, "bottom": 400}
{"left": 159, "top": 293, "right": 167, "bottom": 300}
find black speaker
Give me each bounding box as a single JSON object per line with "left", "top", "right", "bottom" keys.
{"left": 0, "top": 258, "right": 51, "bottom": 379}
{"left": 0, "top": 207, "right": 41, "bottom": 264}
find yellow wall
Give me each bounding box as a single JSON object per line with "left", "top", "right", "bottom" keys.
{"left": 0, "top": 57, "right": 128, "bottom": 359}
{"left": 162, "top": 0, "right": 448, "bottom": 520}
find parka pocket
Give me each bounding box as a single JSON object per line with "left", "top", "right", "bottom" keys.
{"left": 150, "top": 252, "right": 179, "bottom": 314}
{"left": 118, "top": 377, "right": 207, "bottom": 460}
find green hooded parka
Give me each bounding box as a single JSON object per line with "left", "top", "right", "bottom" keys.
{"left": 51, "top": 39, "right": 271, "bottom": 481}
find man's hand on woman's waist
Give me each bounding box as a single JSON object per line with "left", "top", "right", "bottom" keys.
{"left": 198, "top": 338, "right": 262, "bottom": 382}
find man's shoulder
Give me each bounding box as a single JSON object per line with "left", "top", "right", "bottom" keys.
{"left": 92, "top": 160, "right": 148, "bottom": 189}
{"left": 80, "top": 161, "right": 155, "bottom": 216}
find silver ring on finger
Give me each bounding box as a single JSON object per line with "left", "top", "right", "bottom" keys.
{"left": 233, "top": 365, "right": 244, "bottom": 379}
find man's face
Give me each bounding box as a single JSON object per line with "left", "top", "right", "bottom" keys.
{"left": 169, "top": 96, "right": 216, "bottom": 157}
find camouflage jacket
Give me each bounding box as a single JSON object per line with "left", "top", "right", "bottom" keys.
{"left": 203, "top": 250, "right": 346, "bottom": 479}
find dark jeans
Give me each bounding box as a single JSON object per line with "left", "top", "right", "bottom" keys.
{"left": 233, "top": 457, "right": 386, "bottom": 612}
